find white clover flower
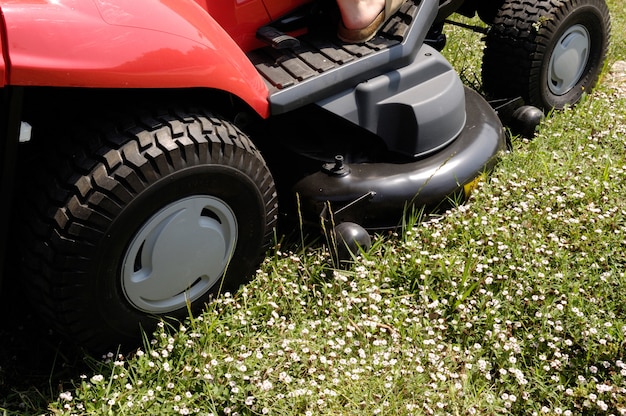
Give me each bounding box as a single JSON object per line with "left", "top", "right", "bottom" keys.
{"left": 59, "top": 392, "right": 73, "bottom": 401}
{"left": 90, "top": 375, "right": 104, "bottom": 383}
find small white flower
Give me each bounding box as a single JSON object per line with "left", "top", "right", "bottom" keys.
{"left": 90, "top": 375, "right": 104, "bottom": 383}
{"left": 59, "top": 392, "right": 73, "bottom": 401}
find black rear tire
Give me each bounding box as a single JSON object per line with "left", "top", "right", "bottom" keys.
{"left": 19, "top": 108, "right": 277, "bottom": 352}
{"left": 482, "top": 0, "right": 610, "bottom": 111}
{"left": 476, "top": 0, "right": 506, "bottom": 24}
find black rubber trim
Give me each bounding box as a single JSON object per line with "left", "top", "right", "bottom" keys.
{"left": 248, "top": 0, "right": 438, "bottom": 114}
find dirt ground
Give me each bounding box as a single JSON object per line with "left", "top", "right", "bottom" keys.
{"left": 607, "top": 60, "right": 626, "bottom": 96}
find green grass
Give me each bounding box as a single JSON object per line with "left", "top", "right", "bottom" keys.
{"left": 3, "top": 1, "right": 626, "bottom": 415}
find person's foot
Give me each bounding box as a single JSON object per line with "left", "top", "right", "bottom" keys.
{"left": 336, "top": 0, "right": 385, "bottom": 31}
{"left": 337, "top": 0, "right": 406, "bottom": 43}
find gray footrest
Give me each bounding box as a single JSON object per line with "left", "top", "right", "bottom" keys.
{"left": 247, "top": 0, "right": 436, "bottom": 114}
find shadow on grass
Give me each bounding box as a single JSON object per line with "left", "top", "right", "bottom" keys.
{"left": 0, "top": 272, "right": 88, "bottom": 415}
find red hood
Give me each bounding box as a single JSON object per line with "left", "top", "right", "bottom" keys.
{"left": 0, "top": 0, "right": 271, "bottom": 117}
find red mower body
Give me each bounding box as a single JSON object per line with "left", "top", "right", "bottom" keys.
{"left": 0, "top": 0, "right": 296, "bottom": 117}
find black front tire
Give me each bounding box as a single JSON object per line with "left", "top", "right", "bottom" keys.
{"left": 482, "top": 0, "right": 611, "bottom": 111}
{"left": 20, "top": 108, "right": 277, "bottom": 351}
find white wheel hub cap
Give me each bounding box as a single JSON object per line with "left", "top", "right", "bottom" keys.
{"left": 122, "top": 196, "right": 238, "bottom": 313}
{"left": 548, "top": 24, "right": 591, "bottom": 95}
